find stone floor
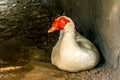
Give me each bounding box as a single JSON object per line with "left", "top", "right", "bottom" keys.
{"left": 0, "top": 46, "right": 120, "bottom": 80}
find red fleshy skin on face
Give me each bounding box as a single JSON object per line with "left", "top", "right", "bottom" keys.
{"left": 52, "top": 17, "right": 70, "bottom": 30}
{"left": 52, "top": 21, "right": 59, "bottom": 30}
{"left": 48, "top": 16, "right": 70, "bottom": 33}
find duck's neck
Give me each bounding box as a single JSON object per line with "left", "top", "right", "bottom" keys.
{"left": 59, "top": 30, "right": 75, "bottom": 40}
{"left": 58, "top": 21, "right": 76, "bottom": 41}
{"left": 59, "top": 24, "right": 80, "bottom": 54}
{"left": 64, "top": 21, "right": 75, "bottom": 32}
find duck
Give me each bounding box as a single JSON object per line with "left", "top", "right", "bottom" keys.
{"left": 48, "top": 16, "right": 100, "bottom": 72}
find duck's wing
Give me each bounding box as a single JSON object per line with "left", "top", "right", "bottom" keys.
{"left": 75, "top": 31, "right": 98, "bottom": 52}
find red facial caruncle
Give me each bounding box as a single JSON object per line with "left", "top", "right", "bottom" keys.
{"left": 48, "top": 16, "right": 70, "bottom": 33}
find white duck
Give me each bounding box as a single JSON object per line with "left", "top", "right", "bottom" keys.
{"left": 48, "top": 16, "right": 100, "bottom": 72}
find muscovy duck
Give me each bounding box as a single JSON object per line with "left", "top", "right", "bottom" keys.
{"left": 48, "top": 16, "right": 100, "bottom": 72}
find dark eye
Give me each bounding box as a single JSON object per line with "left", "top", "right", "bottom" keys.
{"left": 61, "top": 19, "right": 65, "bottom": 22}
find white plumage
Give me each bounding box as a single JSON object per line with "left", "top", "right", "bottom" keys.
{"left": 49, "top": 16, "right": 100, "bottom": 72}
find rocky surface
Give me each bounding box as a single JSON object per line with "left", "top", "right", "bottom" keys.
{"left": 0, "top": 0, "right": 62, "bottom": 54}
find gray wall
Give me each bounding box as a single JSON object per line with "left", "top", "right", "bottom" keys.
{"left": 60, "top": 0, "right": 120, "bottom": 68}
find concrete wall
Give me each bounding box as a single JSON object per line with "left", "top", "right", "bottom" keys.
{"left": 60, "top": 0, "right": 120, "bottom": 68}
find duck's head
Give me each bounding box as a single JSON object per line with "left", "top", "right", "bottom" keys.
{"left": 48, "top": 16, "right": 73, "bottom": 33}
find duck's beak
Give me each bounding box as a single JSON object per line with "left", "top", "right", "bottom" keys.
{"left": 48, "top": 26, "right": 56, "bottom": 33}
